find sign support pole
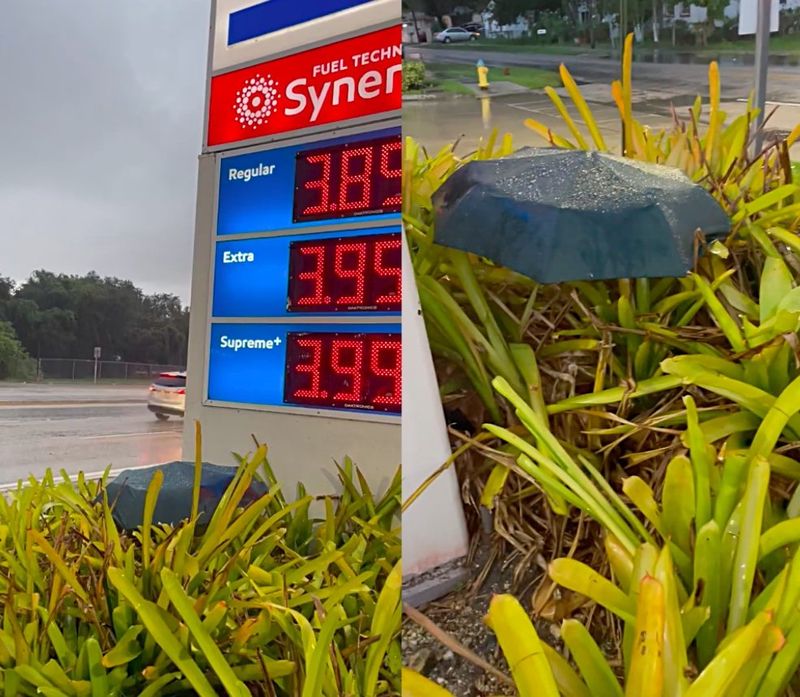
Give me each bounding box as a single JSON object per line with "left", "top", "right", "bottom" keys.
{"left": 93, "top": 347, "right": 101, "bottom": 385}
{"left": 753, "top": 0, "right": 770, "bottom": 156}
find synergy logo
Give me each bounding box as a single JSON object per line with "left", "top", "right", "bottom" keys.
{"left": 207, "top": 26, "right": 401, "bottom": 148}
{"left": 234, "top": 75, "right": 280, "bottom": 129}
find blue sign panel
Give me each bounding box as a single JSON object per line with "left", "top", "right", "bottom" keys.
{"left": 216, "top": 127, "right": 401, "bottom": 236}
{"left": 212, "top": 227, "right": 401, "bottom": 318}
{"left": 228, "top": 0, "right": 374, "bottom": 46}
{"left": 208, "top": 322, "right": 401, "bottom": 415}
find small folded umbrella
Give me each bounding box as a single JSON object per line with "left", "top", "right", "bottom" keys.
{"left": 105, "top": 461, "right": 267, "bottom": 530}
{"left": 432, "top": 148, "right": 731, "bottom": 283}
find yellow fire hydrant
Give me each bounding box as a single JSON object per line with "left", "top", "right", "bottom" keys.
{"left": 476, "top": 59, "right": 489, "bottom": 90}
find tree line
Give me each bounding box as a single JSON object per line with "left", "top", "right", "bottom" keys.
{"left": 0, "top": 271, "right": 189, "bottom": 378}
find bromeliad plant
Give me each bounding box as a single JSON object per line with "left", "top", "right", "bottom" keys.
{"left": 404, "top": 369, "right": 800, "bottom": 695}
{"left": 0, "top": 429, "right": 401, "bottom": 697}
{"left": 403, "top": 29, "right": 800, "bottom": 697}
{"left": 480, "top": 373, "right": 800, "bottom": 694}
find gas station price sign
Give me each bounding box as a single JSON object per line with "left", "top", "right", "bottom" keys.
{"left": 207, "top": 128, "right": 402, "bottom": 418}
{"left": 217, "top": 127, "right": 400, "bottom": 236}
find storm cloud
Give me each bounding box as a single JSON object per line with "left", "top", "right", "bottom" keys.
{"left": 0, "top": 1, "right": 211, "bottom": 300}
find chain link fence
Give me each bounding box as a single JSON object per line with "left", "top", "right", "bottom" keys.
{"left": 37, "top": 358, "right": 185, "bottom": 382}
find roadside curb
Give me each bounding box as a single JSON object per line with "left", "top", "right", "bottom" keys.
{"left": 0, "top": 400, "right": 143, "bottom": 409}
{"left": 403, "top": 93, "right": 442, "bottom": 101}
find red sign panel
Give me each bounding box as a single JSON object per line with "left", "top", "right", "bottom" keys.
{"left": 207, "top": 26, "right": 402, "bottom": 149}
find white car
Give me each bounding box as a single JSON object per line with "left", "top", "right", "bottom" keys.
{"left": 147, "top": 371, "right": 186, "bottom": 420}
{"left": 434, "top": 27, "right": 479, "bottom": 43}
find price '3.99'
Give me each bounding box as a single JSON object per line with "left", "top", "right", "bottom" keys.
{"left": 283, "top": 332, "right": 401, "bottom": 414}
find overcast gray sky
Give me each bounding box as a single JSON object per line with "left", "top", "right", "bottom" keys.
{"left": 0, "top": 1, "right": 211, "bottom": 302}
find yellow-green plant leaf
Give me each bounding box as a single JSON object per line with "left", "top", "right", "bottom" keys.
{"left": 480, "top": 464, "right": 510, "bottom": 509}
{"left": 625, "top": 575, "right": 665, "bottom": 697}
{"left": 84, "top": 638, "right": 107, "bottom": 697}
{"left": 27, "top": 530, "right": 89, "bottom": 605}
{"left": 107, "top": 568, "right": 219, "bottom": 697}
{"left": 728, "top": 457, "right": 770, "bottom": 633}
{"left": 160, "top": 568, "right": 250, "bottom": 697}
{"left": 759, "top": 256, "right": 794, "bottom": 323}
{"left": 662, "top": 455, "right": 694, "bottom": 557}
{"left": 401, "top": 668, "right": 455, "bottom": 697}
{"left": 604, "top": 534, "right": 634, "bottom": 591}
{"left": 549, "top": 558, "right": 635, "bottom": 623}
{"left": 561, "top": 619, "right": 623, "bottom": 697}
{"left": 101, "top": 626, "right": 143, "bottom": 668}
{"left": 685, "top": 613, "right": 777, "bottom": 697}
{"left": 622, "top": 477, "right": 664, "bottom": 538}
{"left": 654, "top": 547, "right": 689, "bottom": 697}
{"left": 141, "top": 469, "right": 163, "bottom": 571}
{"left": 541, "top": 642, "right": 592, "bottom": 697}
{"left": 694, "top": 520, "right": 722, "bottom": 668}
{"left": 485, "top": 594, "right": 560, "bottom": 697}
{"left": 364, "top": 560, "right": 401, "bottom": 697}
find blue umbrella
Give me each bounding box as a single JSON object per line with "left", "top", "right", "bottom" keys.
{"left": 106, "top": 461, "right": 267, "bottom": 530}
{"left": 432, "top": 148, "right": 731, "bottom": 283}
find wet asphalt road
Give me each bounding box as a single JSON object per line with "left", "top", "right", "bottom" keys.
{"left": 0, "top": 383, "right": 182, "bottom": 484}
{"left": 414, "top": 46, "right": 800, "bottom": 103}
{"left": 407, "top": 46, "right": 800, "bottom": 156}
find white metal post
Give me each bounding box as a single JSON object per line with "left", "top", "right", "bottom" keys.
{"left": 753, "top": 0, "right": 771, "bottom": 155}
{"left": 401, "top": 231, "right": 469, "bottom": 605}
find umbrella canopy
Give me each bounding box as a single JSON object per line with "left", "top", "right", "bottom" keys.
{"left": 432, "top": 148, "right": 731, "bottom": 283}
{"left": 106, "top": 461, "right": 267, "bottom": 530}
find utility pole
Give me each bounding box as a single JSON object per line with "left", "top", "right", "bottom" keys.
{"left": 753, "top": 0, "right": 771, "bottom": 155}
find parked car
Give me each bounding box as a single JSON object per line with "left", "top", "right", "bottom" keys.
{"left": 461, "top": 22, "right": 483, "bottom": 34}
{"left": 434, "top": 27, "right": 479, "bottom": 43}
{"left": 147, "top": 371, "right": 186, "bottom": 420}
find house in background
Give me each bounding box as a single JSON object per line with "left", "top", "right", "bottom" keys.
{"left": 483, "top": 13, "right": 532, "bottom": 38}
{"left": 402, "top": 12, "right": 435, "bottom": 43}
{"left": 474, "top": 0, "right": 798, "bottom": 40}
{"left": 443, "top": 6, "right": 483, "bottom": 27}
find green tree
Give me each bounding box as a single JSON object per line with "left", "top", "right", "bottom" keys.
{"left": 493, "top": 0, "right": 534, "bottom": 24}
{"left": 2, "top": 270, "right": 189, "bottom": 365}
{"left": 0, "top": 321, "right": 33, "bottom": 380}
{"left": 406, "top": 0, "right": 460, "bottom": 25}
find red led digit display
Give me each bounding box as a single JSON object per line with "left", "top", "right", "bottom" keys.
{"left": 293, "top": 135, "right": 402, "bottom": 222}
{"left": 284, "top": 332, "right": 401, "bottom": 414}
{"left": 288, "top": 232, "right": 401, "bottom": 312}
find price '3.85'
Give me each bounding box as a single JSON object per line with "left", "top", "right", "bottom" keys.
{"left": 293, "top": 135, "right": 402, "bottom": 223}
